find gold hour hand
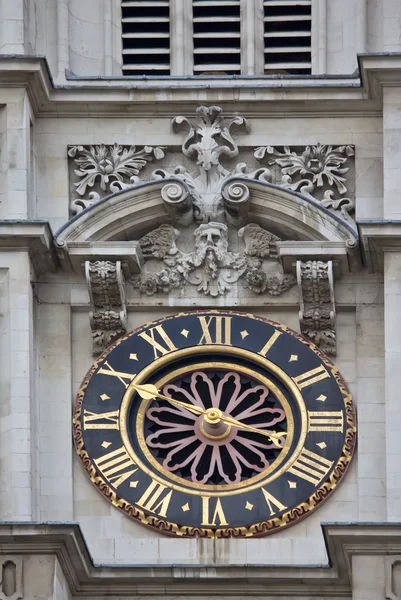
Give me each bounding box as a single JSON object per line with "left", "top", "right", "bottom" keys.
{"left": 218, "top": 414, "right": 287, "bottom": 447}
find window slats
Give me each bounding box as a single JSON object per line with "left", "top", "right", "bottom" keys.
{"left": 121, "top": 0, "right": 314, "bottom": 77}
{"left": 264, "top": 0, "right": 312, "bottom": 75}
{"left": 121, "top": 0, "right": 170, "bottom": 75}
{"left": 192, "top": 0, "right": 241, "bottom": 75}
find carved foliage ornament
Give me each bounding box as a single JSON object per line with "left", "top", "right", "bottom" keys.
{"left": 67, "top": 107, "right": 355, "bottom": 226}
{"left": 254, "top": 144, "right": 355, "bottom": 220}
{"left": 133, "top": 223, "right": 295, "bottom": 298}
{"left": 297, "top": 260, "right": 336, "bottom": 356}
{"left": 68, "top": 143, "right": 166, "bottom": 214}
{"left": 85, "top": 261, "right": 127, "bottom": 355}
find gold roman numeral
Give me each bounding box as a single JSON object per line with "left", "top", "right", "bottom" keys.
{"left": 94, "top": 446, "right": 138, "bottom": 488}
{"left": 293, "top": 365, "right": 330, "bottom": 389}
{"left": 139, "top": 325, "right": 177, "bottom": 359}
{"left": 258, "top": 330, "right": 282, "bottom": 356}
{"left": 136, "top": 480, "right": 173, "bottom": 517}
{"left": 261, "top": 488, "right": 288, "bottom": 516}
{"left": 308, "top": 411, "right": 344, "bottom": 432}
{"left": 83, "top": 409, "right": 119, "bottom": 430}
{"left": 288, "top": 448, "right": 333, "bottom": 486}
{"left": 197, "top": 316, "right": 232, "bottom": 345}
{"left": 97, "top": 361, "right": 136, "bottom": 389}
{"left": 201, "top": 496, "right": 228, "bottom": 526}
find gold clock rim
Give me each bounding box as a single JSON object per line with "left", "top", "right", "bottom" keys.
{"left": 119, "top": 345, "right": 308, "bottom": 497}
{"left": 73, "top": 310, "right": 357, "bottom": 538}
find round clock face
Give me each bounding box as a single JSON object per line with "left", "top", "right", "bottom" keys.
{"left": 73, "top": 311, "right": 356, "bottom": 538}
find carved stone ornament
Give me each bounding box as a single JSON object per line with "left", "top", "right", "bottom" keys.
{"left": 0, "top": 557, "right": 23, "bottom": 600}
{"left": 68, "top": 143, "right": 166, "bottom": 214}
{"left": 67, "top": 107, "right": 356, "bottom": 227}
{"left": 254, "top": 144, "right": 355, "bottom": 221}
{"left": 153, "top": 105, "right": 271, "bottom": 224}
{"left": 132, "top": 222, "right": 296, "bottom": 298}
{"left": 85, "top": 261, "right": 127, "bottom": 355}
{"left": 297, "top": 260, "right": 336, "bottom": 356}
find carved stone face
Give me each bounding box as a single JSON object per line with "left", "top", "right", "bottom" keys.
{"left": 194, "top": 222, "right": 228, "bottom": 252}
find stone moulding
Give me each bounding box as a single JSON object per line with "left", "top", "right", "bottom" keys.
{"left": 386, "top": 556, "right": 401, "bottom": 600}
{"left": 0, "top": 557, "right": 23, "bottom": 600}
{"left": 297, "top": 260, "right": 336, "bottom": 356}
{"left": 55, "top": 178, "right": 358, "bottom": 248}
{"left": 0, "top": 523, "right": 400, "bottom": 597}
{"left": 85, "top": 260, "right": 127, "bottom": 356}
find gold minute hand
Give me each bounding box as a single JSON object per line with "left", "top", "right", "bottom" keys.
{"left": 132, "top": 382, "right": 207, "bottom": 416}
{"left": 132, "top": 383, "right": 287, "bottom": 448}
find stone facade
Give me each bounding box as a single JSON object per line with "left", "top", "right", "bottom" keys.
{"left": 1, "top": 1, "right": 401, "bottom": 599}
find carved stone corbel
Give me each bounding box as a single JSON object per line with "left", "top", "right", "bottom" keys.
{"left": 297, "top": 260, "right": 336, "bottom": 356}
{"left": 85, "top": 260, "right": 127, "bottom": 356}
{"left": 0, "top": 557, "right": 23, "bottom": 600}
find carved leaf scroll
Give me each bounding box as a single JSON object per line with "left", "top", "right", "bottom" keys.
{"left": 68, "top": 143, "right": 165, "bottom": 214}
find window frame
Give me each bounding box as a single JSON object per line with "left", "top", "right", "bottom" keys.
{"left": 119, "top": 0, "right": 324, "bottom": 77}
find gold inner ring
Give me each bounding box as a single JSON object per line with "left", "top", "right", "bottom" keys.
{"left": 119, "top": 346, "right": 308, "bottom": 497}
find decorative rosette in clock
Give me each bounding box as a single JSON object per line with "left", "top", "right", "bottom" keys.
{"left": 73, "top": 311, "right": 356, "bottom": 538}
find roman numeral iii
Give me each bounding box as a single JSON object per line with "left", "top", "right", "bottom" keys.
{"left": 308, "top": 411, "right": 344, "bottom": 432}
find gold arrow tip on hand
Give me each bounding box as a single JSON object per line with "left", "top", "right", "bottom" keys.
{"left": 132, "top": 382, "right": 159, "bottom": 400}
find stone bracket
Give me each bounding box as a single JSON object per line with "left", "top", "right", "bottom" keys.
{"left": 297, "top": 260, "right": 336, "bottom": 356}
{"left": 277, "top": 241, "right": 352, "bottom": 275}
{"left": 56, "top": 240, "right": 143, "bottom": 275}
{"left": 85, "top": 260, "right": 127, "bottom": 356}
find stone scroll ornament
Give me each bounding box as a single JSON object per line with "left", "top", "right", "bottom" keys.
{"left": 152, "top": 105, "right": 271, "bottom": 223}
{"left": 254, "top": 144, "right": 355, "bottom": 221}
{"left": 85, "top": 260, "right": 127, "bottom": 355}
{"left": 132, "top": 222, "right": 295, "bottom": 298}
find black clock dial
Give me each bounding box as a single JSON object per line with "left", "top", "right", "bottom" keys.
{"left": 73, "top": 311, "right": 356, "bottom": 538}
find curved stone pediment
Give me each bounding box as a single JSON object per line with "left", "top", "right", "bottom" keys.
{"left": 55, "top": 175, "right": 358, "bottom": 248}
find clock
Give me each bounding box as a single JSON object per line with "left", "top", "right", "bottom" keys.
{"left": 73, "top": 310, "right": 356, "bottom": 538}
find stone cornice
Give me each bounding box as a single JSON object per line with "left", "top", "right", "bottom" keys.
{"left": 1, "top": 522, "right": 401, "bottom": 597}
{"left": 358, "top": 220, "right": 401, "bottom": 272}
{"left": 0, "top": 54, "right": 400, "bottom": 118}
{"left": 0, "top": 220, "right": 57, "bottom": 274}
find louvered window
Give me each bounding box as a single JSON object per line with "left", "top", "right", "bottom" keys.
{"left": 264, "top": 0, "right": 312, "bottom": 74}
{"left": 192, "top": 0, "right": 241, "bottom": 75}
{"left": 121, "top": 0, "right": 170, "bottom": 75}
